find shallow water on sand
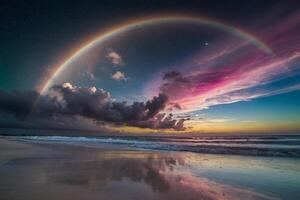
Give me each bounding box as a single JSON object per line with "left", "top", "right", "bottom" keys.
{"left": 0, "top": 138, "right": 300, "bottom": 200}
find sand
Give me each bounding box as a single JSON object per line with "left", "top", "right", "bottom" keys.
{"left": 1, "top": 137, "right": 299, "bottom": 200}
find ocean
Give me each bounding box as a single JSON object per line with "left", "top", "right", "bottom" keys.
{"left": 19, "top": 134, "right": 300, "bottom": 158}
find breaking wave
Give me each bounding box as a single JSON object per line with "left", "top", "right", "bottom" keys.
{"left": 19, "top": 135, "right": 300, "bottom": 158}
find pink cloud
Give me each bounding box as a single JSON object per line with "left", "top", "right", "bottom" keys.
{"left": 145, "top": 12, "right": 300, "bottom": 113}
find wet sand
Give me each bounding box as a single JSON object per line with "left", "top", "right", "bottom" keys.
{"left": 0, "top": 137, "right": 299, "bottom": 200}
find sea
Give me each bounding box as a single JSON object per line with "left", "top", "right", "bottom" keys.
{"left": 19, "top": 134, "right": 300, "bottom": 158}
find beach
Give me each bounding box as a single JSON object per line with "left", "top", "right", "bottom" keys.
{"left": 0, "top": 136, "right": 300, "bottom": 200}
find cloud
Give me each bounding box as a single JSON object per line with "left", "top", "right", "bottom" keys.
{"left": 163, "top": 71, "right": 182, "bottom": 80}
{"left": 51, "top": 83, "right": 186, "bottom": 130}
{"left": 51, "top": 83, "right": 187, "bottom": 130}
{"left": 106, "top": 50, "right": 124, "bottom": 66}
{"left": 142, "top": 12, "right": 300, "bottom": 113}
{"left": 240, "top": 120, "right": 255, "bottom": 123}
{"left": 85, "top": 71, "right": 95, "bottom": 80}
{"left": 0, "top": 90, "right": 40, "bottom": 119}
{"left": 0, "top": 83, "right": 187, "bottom": 131}
{"left": 193, "top": 117, "right": 235, "bottom": 124}
{"left": 156, "top": 49, "right": 300, "bottom": 113}
{"left": 111, "top": 71, "right": 127, "bottom": 81}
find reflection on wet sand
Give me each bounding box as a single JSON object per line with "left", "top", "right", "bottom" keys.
{"left": 0, "top": 141, "right": 277, "bottom": 200}
{"left": 47, "top": 151, "right": 183, "bottom": 193}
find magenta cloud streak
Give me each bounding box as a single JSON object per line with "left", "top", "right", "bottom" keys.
{"left": 146, "top": 11, "right": 300, "bottom": 113}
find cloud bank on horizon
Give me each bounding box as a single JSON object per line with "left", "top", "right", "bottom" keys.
{"left": 0, "top": 83, "right": 187, "bottom": 132}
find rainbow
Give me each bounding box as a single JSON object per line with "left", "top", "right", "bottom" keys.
{"left": 39, "top": 14, "right": 274, "bottom": 94}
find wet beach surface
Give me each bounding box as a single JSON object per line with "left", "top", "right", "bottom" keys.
{"left": 0, "top": 137, "right": 300, "bottom": 200}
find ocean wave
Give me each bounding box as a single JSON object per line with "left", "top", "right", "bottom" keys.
{"left": 19, "top": 135, "right": 300, "bottom": 158}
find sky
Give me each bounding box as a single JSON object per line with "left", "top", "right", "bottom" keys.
{"left": 0, "top": 0, "right": 300, "bottom": 135}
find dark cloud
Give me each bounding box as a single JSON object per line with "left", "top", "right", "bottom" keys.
{"left": 155, "top": 113, "right": 187, "bottom": 131}
{"left": 160, "top": 71, "right": 192, "bottom": 100}
{"left": 52, "top": 84, "right": 186, "bottom": 130}
{"left": 163, "top": 71, "right": 182, "bottom": 80}
{"left": 159, "top": 69, "right": 236, "bottom": 102}
{"left": 0, "top": 90, "right": 39, "bottom": 119}
{"left": 165, "top": 102, "right": 182, "bottom": 112}
{"left": 0, "top": 88, "right": 98, "bottom": 131}
{"left": 0, "top": 83, "right": 187, "bottom": 131}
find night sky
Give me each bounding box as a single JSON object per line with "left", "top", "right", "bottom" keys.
{"left": 0, "top": 0, "right": 300, "bottom": 134}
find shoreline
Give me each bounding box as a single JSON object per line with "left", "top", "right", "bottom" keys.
{"left": 4, "top": 135, "right": 300, "bottom": 158}
{"left": 0, "top": 137, "right": 300, "bottom": 200}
